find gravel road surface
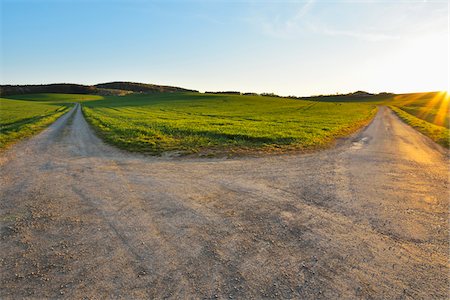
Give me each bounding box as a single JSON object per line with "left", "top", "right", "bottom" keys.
{"left": 0, "top": 104, "right": 448, "bottom": 299}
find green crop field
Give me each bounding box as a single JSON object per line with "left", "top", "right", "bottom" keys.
{"left": 0, "top": 93, "right": 105, "bottom": 148}
{"left": 0, "top": 98, "right": 69, "bottom": 148}
{"left": 81, "top": 93, "right": 377, "bottom": 155}
{"left": 1, "top": 91, "right": 447, "bottom": 153}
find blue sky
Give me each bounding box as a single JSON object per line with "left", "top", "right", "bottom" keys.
{"left": 1, "top": 0, "right": 448, "bottom": 96}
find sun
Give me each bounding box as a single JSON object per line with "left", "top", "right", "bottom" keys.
{"left": 433, "top": 91, "right": 449, "bottom": 127}
{"left": 443, "top": 91, "right": 449, "bottom": 101}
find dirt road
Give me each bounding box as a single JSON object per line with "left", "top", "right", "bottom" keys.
{"left": 0, "top": 105, "right": 448, "bottom": 299}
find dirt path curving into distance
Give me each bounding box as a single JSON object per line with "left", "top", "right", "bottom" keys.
{"left": 1, "top": 104, "right": 448, "bottom": 299}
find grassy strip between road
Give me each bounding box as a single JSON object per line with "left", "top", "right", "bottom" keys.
{"left": 0, "top": 98, "right": 71, "bottom": 149}
{"left": 390, "top": 106, "right": 449, "bottom": 148}
{"left": 82, "top": 93, "right": 377, "bottom": 155}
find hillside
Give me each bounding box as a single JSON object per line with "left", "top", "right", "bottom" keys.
{"left": 94, "top": 82, "right": 198, "bottom": 93}
{"left": 0, "top": 82, "right": 197, "bottom": 96}
{"left": 0, "top": 84, "right": 97, "bottom": 97}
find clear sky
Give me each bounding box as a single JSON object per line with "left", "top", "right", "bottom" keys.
{"left": 1, "top": 0, "right": 448, "bottom": 96}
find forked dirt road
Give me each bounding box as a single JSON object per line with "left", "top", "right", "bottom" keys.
{"left": 0, "top": 105, "right": 448, "bottom": 299}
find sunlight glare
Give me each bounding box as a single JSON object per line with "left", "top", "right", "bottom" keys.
{"left": 433, "top": 91, "right": 450, "bottom": 127}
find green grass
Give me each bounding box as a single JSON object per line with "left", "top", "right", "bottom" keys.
{"left": 0, "top": 93, "right": 105, "bottom": 148}
{"left": 2, "top": 91, "right": 446, "bottom": 154}
{"left": 81, "top": 93, "right": 377, "bottom": 155}
{"left": 0, "top": 98, "right": 70, "bottom": 148}
{"left": 327, "top": 91, "right": 450, "bottom": 148}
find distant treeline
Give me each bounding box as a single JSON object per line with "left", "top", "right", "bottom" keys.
{"left": 95, "top": 82, "right": 198, "bottom": 93}
{"left": 0, "top": 84, "right": 97, "bottom": 97}
{"left": 205, "top": 90, "right": 393, "bottom": 100}
{"left": 301, "top": 91, "right": 394, "bottom": 99}
{"left": 0, "top": 82, "right": 198, "bottom": 97}
{"left": 205, "top": 91, "right": 284, "bottom": 97}
{"left": 205, "top": 91, "right": 242, "bottom": 95}
{"left": 302, "top": 91, "right": 394, "bottom": 102}
{"left": 1, "top": 82, "right": 393, "bottom": 100}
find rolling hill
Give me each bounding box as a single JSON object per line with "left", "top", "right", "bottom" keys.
{"left": 0, "top": 82, "right": 198, "bottom": 96}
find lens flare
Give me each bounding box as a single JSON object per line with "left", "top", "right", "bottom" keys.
{"left": 433, "top": 91, "right": 449, "bottom": 127}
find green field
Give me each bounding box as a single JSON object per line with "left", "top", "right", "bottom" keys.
{"left": 0, "top": 94, "right": 103, "bottom": 149}
{"left": 0, "top": 98, "right": 69, "bottom": 148}
{"left": 81, "top": 93, "right": 377, "bottom": 155}
{"left": 0, "top": 94, "right": 104, "bottom": 149}
{"left": 314, "top": 91, "right": 449, "bottom": 148}
{"left": 1, "top": 91, "right": 447, "bottom": 153}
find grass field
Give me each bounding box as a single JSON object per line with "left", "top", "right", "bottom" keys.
{"left": 317, "top": 91, "right": 449, "bottom": 148}
{"left": 1, "top": 91, "right": 447, "bottom": 153}
{"left": 0, "top": 93, "right": 106, "bottom": 148}
{"left": 0, "top": 98, "right": 69, "bottom": 148}
{"left": 81, "top": 93, "right": 377, "bottom": 155}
